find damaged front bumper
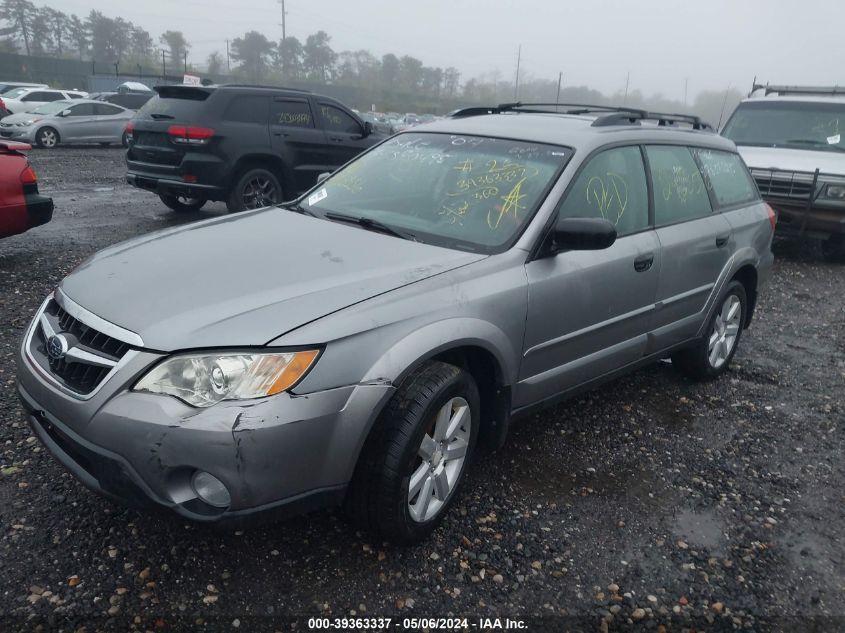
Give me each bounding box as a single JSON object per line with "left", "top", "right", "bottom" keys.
{"left": 17, "top": 340, "right": 395, "bottom": 523}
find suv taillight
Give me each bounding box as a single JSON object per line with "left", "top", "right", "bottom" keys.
{"left": 765, "top": 203, "right": 777, "bottom": 231}
{"left": 125, "top": 121, "right": 134, "bottom": 142}
{"left": 20, "top": 163, "right": 37, "bottom": 185}
{"left": 168, "top": 125, "right": 215, "bottom": 145}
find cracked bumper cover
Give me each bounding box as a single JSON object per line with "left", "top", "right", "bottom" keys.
{"left": 16, "top": 346, "right": 395, "bottom": 522}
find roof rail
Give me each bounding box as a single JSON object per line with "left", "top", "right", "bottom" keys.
{"left": 449, "top": 102, "right": 713, "bottom": 131}
{"left": 219, "top": 83, "right": 312, "bottom": 93}
{"left": 751, "top": 82, "right": 845, "bottom": 97}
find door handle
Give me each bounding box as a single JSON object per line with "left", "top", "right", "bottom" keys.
{"left": 633, "top": 252, "right": 654, "bottom": 272}
{"left": 273, "top": 132, "right": 289, "bottom": 137}
{"left": 715, "top": 233, "right": 730, "bottom": 248}
{"left": 328, "top": 136, "right": 344, "bottom": 142}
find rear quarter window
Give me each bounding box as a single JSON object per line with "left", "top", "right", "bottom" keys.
{"left": 646, "top": 145, "right": 713, "bottom": 225}
{"left": 223, "top": 95, "right": 270, "bottom": 124}
{"left": 693, "top": 148, "right": 759, "bottom": 208}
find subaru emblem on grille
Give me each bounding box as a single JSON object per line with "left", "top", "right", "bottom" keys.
{"left": 46, "top": 334, "right": 69, "bottom": 361}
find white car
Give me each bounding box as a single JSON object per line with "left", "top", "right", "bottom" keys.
{"left": 0, "top": 82, "right": 48, "bottom": 94}
{"left": 2, "top": 87, "right": 88, "bottom": 115}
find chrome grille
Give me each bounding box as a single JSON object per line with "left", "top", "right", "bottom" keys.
{"left": 751, "top": 169, "right": 817, "bottom": 201}
{"left": 27, "top": 295, "right": 137, "bottom": 396}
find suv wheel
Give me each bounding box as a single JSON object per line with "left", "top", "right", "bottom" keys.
{"left": 227, "top": 168, "right": 283, "bottom": 213}
{"left": 345, "top": 361, "right": 479, "bottom": 544}
{"left": 158, "top": 193, "right": 207, "bottom": 213}
{"left": 36, "top": 127, "right": 59, "bottom": 149}
{"left": 672, "top": 280, "right": 747, "bottom": 380}
{"left": 821, "top": 235, "right": 845, "bottom": 263}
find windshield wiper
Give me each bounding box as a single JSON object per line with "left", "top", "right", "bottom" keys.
{"left": 283, "top": 201, "right": 315, "bottom": 216}
{"left": 324, "top": 212, "right": 416, "bottom": 241}
{"left": 785, "top": 139, "right": 845, "bottom": 151}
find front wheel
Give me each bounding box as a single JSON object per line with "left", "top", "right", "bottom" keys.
{"left": 158, "top": 193, "right": 207, "bottom": 213}
{"left": 821, "top": 235, "right": 845, "bottom": 263}
{"left": 36, "top": 127, "right": 59, "bottom": 149}
{"left": 345, "top": 361, "right": 479, "bottom": 544}
{"left": 672, "top": 280, "right": 747, "bottom": 380}
{"left": 226, "top": 168, "right": 283, "bottom": 213}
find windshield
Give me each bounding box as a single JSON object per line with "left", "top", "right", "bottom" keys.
{"left": 723, "top": 100, "right": 845, "bottom": 153}
{"left": 31, "top": 101, "right": 71, "bottom": 115}
{"left": 3, "top": 87, "right": 27, "bottom": 99}
{"left": 303, "top": 133, "right": 570, "bottom": 253}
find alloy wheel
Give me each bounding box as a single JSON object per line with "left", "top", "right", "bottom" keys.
{"left": 408, "top": 396, "right": 471, "bottom": 523}
{"left": 39, "top": 129, "right": 57, "bottom": 148}
{"left": 241, "top": 176, "right": 279, "bottom": 209}
{"left": 708, "top": 294, "right": 742, "bottom": 369}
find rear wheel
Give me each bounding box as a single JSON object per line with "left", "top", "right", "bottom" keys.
{"left": 36, "top": 127, "right": 59, "bottom": 149}
{"left": 672, "top": 280, "right": 747, "bottom": 380}
{"left": 345, "top": 361, "right": 479, "bottom": 544}
{"left": 226, "top": 167, "right": 283, "bottom": 213}
{"left": 821, "top": 235, "right": 845, "bottom": 263}
{"left": 158, "top": 193, "right": 207, "bottom": 213}
{"left": 121, "top": 131, "right": 129, "bottom": 148}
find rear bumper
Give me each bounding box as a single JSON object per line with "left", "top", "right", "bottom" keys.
{"left": 126, "top": 172, "right": 224, "bottom": 200}
{"left": 25, "top": 192, "right": 53, "bottom": 228}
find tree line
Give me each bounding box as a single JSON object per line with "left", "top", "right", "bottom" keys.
{"left": 0, "top": 0, "right": 743, "bottom": 121}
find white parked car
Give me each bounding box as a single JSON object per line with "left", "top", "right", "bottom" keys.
{"left": 0, "top": 82, "right": 48, "bottom": 95}
{"left": 2, "top": 87, "right": 88, "bottom": 115}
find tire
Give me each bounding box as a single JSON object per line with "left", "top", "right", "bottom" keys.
{"left": 226, "top": 167, "right": 283, "bottom": 213}
{"left": 821, "top": 235, "right": 845, "bottom": 263}
{"left": 345, "top": 361, "right": 480, "bottom": 544}
{"left": 121, "top": 131, "right": 129, "bottom": 148}
{"left": 35, "top": 127, "right": 59, "bottom": 149}
{"left": 672, "top": 280, "right": 747, "bottom": 380}
{"left": 158, "top": 193, "right": 207, "bottom": 213}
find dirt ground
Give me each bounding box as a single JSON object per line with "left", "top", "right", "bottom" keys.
{"left": 0, "top": 147, "right": 843, "bottom": 632}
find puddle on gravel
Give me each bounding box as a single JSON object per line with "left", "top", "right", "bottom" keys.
{"left": 672, "top": 507, "right": 727, "bottom": 556}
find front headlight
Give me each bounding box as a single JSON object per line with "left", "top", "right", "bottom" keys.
{"left": 825, "top": 184, "right": 845, "bottom": 200}
{"left": 133, "top": 350, "right": 320, "bottom": 407}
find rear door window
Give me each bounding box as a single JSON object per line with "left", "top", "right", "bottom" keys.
{"left": 557, "top": 145, "right": 650, "bottom": 237}
{"left": 645, "top": 145, "right": 712, "bottom": 225}
{"left": 270, "top": 99, "right": 314, "bottom": 128}
{"left": 317, "top": 103, "right": 361, "bottom": 134}
{"left": 692, "top": 148, "right": 759, "bottom": 208}
{"left": 223, "top": 95, "right": 270, "bottom": 124}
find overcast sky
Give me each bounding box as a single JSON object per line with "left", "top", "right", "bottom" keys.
{"left": 56, "top": 0, "right": 843, "bottom": 99}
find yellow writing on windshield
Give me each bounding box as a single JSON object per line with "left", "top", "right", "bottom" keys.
{"left": 488, "top": 177, "right": 528, "bottom": 229}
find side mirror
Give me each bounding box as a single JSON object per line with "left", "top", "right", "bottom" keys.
{"left": 549, "top": 217, "right": 617, "bottom": 253}
{"left": 59, "top": 109, "right": 71, "bottom": 117}
{"left": 362, "top": 121, "right": 373, "bottom": 137}
{"left": 316, "top": 172, "right": 331, "bottom": 184}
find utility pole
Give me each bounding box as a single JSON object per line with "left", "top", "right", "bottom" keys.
{"left": 184, "top": 51, "right": 188, "bottom": 74}
{"left": 162, "top": 50, "right": 166, "bottom": 80}
{"left": 623, "top": 72, "right": 630, "bottom": 104}
{"left": 684, "top": 77, "right": 688, "bottom": 106}
{"left": 226, "top": 40, "right": 230, "bottom": 72}
{"left": 514, "top": 44, "right": 521, "bottom": 101}
{"left": 556, "top": 71, "right": 562, "bottom": 109}
{"left": 279, "top": 0, "right": 287, "bottom": 43}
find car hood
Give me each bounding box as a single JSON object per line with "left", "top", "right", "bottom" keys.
{"left": 0, "top": 112, "right": 42, "bottom": 125}
{"left": 60, "top": 209, "right": 485, "bottom": 351}
{"left": 737, "top": 145, "right": 845, "bottom": 175}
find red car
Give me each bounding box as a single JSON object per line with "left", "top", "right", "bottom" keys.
{"left": 0, "top": 141, "right": 52, "bottom": 238}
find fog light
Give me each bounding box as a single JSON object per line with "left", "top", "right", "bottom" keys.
{"left": 191, "top": 471, "right": 231, "bottom": 508}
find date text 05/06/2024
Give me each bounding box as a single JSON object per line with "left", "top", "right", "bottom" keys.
{"left": 307, "top": 617, "right": 528, "bottom": 630}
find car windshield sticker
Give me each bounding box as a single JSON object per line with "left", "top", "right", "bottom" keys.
{"left": 828, "top": 134, "right": 841, "bottom": 145}
{"left": 308, "top": 188, "right": 328, "bottom": 206}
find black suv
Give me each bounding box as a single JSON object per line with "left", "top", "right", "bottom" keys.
{"left": 126, "top": 84, "right": 385, "bottom": 213}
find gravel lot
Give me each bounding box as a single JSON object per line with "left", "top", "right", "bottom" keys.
{"left": 0, "top": 148, "right": 843, "bottom": 632}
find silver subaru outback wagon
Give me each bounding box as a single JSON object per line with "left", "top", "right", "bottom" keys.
{"left": 17, "top": 104, "right": 775, "bottom": 544}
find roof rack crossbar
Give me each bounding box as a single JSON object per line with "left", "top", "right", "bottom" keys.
{"left": 752, "top": 83, "right": 844, "bottom": 97}
{"left": 448, "top": 102, "right": 714, "bottom": 131}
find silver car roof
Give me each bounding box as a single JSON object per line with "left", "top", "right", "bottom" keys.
{"left": 420, "top": 112, "right": 737, "bottom": 154}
